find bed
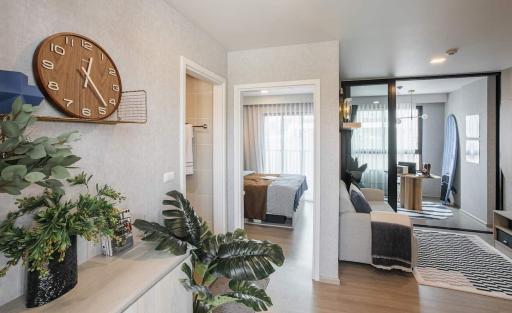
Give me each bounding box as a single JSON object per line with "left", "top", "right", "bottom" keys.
{"left": 243, "top": 173, "right": 308, "bottom": 223}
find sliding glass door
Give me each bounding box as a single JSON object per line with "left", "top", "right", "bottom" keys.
{"left": 341, "top": 81, "right": 397, "bottom": 209}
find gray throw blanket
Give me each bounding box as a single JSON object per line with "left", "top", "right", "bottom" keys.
{"left": 370, "top": 211, "right": 412, "bottom": 272}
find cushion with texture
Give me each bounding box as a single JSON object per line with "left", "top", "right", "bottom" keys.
{"left": 350, "top": 190, "right": 372, "bottom": 214}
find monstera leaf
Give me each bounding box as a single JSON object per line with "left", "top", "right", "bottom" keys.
{"left": 133, "top": 219, "right": 188, "bottom": 255}
{"left": 226, "top": 280, "right": 272, "bottom": 312}
{"left": 162, "top": 190, "right": 211, "bottom": 246}
{"left": 211, "top": 239, "right": 284, "bottom": 281}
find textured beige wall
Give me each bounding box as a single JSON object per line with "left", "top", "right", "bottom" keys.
{"left": 0, "top": 0, "right": 226, "bottom": 305}
{"left": 501, "top": 68, "right": 512, "bottom": 212}
{"left": 186, "top": 75, "right": 214, "bottom": 227}
{"left": 227, "top": 41, "right": 341, "bottom": 281}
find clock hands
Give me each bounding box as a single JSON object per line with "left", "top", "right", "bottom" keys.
{"left": 83, "top": 57, "right": 93, "bottom": 88}
{"left": 80, "top": 66, "right": 107, "bottom": 107}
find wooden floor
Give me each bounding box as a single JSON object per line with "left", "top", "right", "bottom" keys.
{"left": 245, "top": 201, "right": 510, "bottom": 313}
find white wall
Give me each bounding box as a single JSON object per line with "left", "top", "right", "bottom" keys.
{"left": 445, "top": 77, "right": 496, "bottom": 224}
{"left": 420, "top": 102, "right": 445, "bottom": 198}
{"left": 501, "top": 68, "right": 512, "bottom": 212}
{"left": 0, "top": 0, "right": 226, "bottom": 305}
{"left": 227, "top": 41, "right": 340, "bottom": 282}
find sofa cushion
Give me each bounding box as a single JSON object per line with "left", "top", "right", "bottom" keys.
{"left": 340, "top": 180, "right": 356, "bottom": 214}
{"left": 350, "top": 190, "right": 372, "bottom": 214}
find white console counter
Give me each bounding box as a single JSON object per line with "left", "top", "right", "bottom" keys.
{"left": 0, "top": 242, "right": 192, "bottom": 313}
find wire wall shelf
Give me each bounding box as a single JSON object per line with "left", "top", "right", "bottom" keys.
{"left": 33, "top": 90, "right": 147, "bottom": 124}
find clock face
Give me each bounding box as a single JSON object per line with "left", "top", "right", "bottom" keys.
{"left": 33, "top": 33, "right": 122, "bottom": 120}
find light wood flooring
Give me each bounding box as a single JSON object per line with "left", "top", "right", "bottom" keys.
{"left": 245, "top": 201, "right": 510, "bottom": 313}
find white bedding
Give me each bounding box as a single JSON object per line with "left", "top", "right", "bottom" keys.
{"left": 267, "top": 174, "right": 307, "bottom": 218}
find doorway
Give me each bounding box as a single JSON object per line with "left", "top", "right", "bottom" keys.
{"left": 179, "top": 57, "right": 226, "bottom": 234}
{"left": 341, "top": 72, "right": 500, "bottom": 233}
{"left": 233, "top": 80, "right": 321, "bottom": 281}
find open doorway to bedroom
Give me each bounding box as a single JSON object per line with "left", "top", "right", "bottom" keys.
{"left": 233, "top": 80, "right": 321, "bottom": 281}
{"left": 242, "top": 86, "right": 314, "bottom": 228}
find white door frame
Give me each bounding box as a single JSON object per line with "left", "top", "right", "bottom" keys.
{"left": 233, "top": 79, "right": 321, "bottom": 281}
{"left": 179, "top": 56, "right": 227, "bottom": 234}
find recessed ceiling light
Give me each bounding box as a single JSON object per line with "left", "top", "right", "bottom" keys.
{"left": 373, "top": 101, "right": 380, "bottom": 104}
{"left": 260, "top": 90, "right": 269, "bottom": 94}
{"left": 430, "top": 57, "right": 446, "bottom": 64}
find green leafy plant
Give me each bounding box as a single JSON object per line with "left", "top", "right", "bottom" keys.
{"left": 0, "top": 172, "right": 125, "bottom": 276}
{"left": 134, "top": 191, "right": 285, "bottom": 313}
{"left": 0, "top": 97, "right": 81, "bottom": 195}
{"left": 347, "top": 156, "right": 368, "bottom": 184}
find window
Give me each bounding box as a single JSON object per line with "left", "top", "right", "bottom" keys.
{"left": 263, "top": 113, "right": 314, "bottom": 178}
{"left": 396, "top": 105, "right": 423, "bottom": 168}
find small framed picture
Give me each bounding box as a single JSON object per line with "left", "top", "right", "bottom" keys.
{"left": 465, "top": 140, "right": 479, "bottom": 164}
{"left": 466, "top": 115, "right": 479, "bottom": 139}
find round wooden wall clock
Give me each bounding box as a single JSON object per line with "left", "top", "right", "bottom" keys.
{"left": 33, "top": 32, "right": 122, "bottom": 120}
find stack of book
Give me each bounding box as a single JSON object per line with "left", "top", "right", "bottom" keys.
{"left": 101, "top": 209, "right": 134, "bottom": 257}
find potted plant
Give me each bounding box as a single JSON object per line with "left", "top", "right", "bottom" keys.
{"left": 347, "top": 156, "right": 368, "bottom": 185}
{"left": 134, "top": 191, "right": 285, "bottom": 313}
{"left": 0, "top": 99, "right": 125, "bottom": 307}
{"left": 0, "top": 173, "right": 125, "bottom": 307}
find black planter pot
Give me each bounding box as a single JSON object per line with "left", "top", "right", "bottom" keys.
{"left": 25, "top": 235, "right": 78, "bottom": 308}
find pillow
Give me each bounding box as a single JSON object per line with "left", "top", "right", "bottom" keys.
{"left": 350, "top": 189, "right": 372, "bottom": 214}
{"left": 349, "top": 183, "right": 363, "bottom": 196}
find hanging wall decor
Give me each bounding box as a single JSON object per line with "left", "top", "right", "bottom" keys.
{"left": 33, "top": 32, "right": 122, "bottom": 120}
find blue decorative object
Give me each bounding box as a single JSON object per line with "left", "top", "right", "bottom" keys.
{"left": 0, "top": 70, "right": 44, "bottom": 114}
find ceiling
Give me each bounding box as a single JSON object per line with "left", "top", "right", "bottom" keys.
{"left": 396, "top": 77, "right": 484, "bottom": 95}
{"left": 166, "top": 0, "right": 512, "bottom": 80}
{"left": 349, "top": 77, "right": 484, "bottom": 97}
{"left": 242, "top": 85, "right": 314, "bottom": 97}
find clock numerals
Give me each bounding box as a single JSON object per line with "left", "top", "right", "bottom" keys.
{"left": 48, "top": 81, "right": 59, "bottom": 91}
{"left": 42, "top": 59, "right": 54, "bottom": 70}
{"left": 64, "top": 98, "right": 73, "bottom": 108}
{"left": 82, "top": 108, "right": 92, "bottom": 117}
{"left": 112, "top": 84, "right": 120, "bottom": 92}
{"left": 81, "top": 39, "right": 93, "bottom": 51}
{"left": 108, "top": 68, "right": 116, "bottom": 76}
{"left": 98, "top": 107, "right": 107, "bottom": 115}
{"left": 65, "top": 36, "right": 74, "bottom": 47}
{"left": 50, "top": 43, "right": 65, "bottom": 56}
{"left": 109, "top": 98, "right": 116, "bottom": 106}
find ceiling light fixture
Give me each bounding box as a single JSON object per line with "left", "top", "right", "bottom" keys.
{"left": 373, "top": 100, "right": 380, "bottom": 104}
{"left": 260, "top": 90, "right": 269, "bottom": 94}
{"left": 430, "top": 57, "right": 446, "bottom": 64}
{"left": 396, "top": 90, "right": 428, "bottom": 124}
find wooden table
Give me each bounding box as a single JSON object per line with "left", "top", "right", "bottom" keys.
{"left": 399, "top": 174, "right": 441, "bottom": 211}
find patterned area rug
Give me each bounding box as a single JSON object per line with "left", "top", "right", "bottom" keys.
{"left": 398, "top": 202, "right": 453, "bottom": 220}
{"left": 414, "top": 229, "right": 512, "bottom": 300}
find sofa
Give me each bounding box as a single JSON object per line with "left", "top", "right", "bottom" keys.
{"left": 339, "top": 180, "right": 417, "bottom": 266}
